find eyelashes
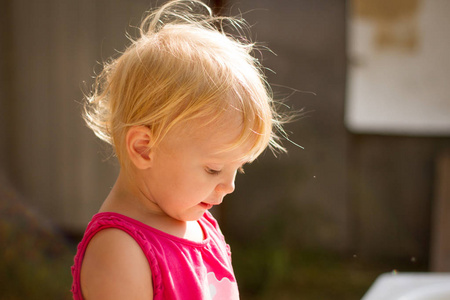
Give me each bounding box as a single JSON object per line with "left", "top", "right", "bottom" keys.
{"left": 206, "top": 168, "right": 221, "bottom": 175}
{"left": 238, "top": 166, "right": 245, "bottom": 174}
{"left": 205, "top": 166, "right": 245, "bottom": 175}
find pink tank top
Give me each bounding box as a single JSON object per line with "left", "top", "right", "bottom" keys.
{"left": 71, "top": 211, "right": 239, "bottom": 299}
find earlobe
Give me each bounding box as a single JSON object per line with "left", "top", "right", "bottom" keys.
{"left": 126, "top": 126, "right": 153, "bottom": 170}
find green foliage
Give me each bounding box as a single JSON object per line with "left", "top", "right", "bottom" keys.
{"left": 231, "top": 243, "right": 427, "bottom": 300}
{"left": 227, "top": 208, "right": 427, "bottom": 300}
{"left": 0, "top": 181, "right": 75, "bottom": 300}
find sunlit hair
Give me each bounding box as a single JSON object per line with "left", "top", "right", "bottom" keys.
{"left": 83, "top": 0, "right": 287, "bottom": 168}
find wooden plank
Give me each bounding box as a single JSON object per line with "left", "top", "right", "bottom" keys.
{"left": 430, "top": 150, "right": 450, "bottom": 271}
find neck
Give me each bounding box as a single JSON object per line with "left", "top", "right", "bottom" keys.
{"left": 100, "top": 169, "right": 161, "bottom": 217}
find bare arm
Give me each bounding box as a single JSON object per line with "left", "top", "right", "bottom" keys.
{"left": 80, "top": 229, "right": 153, "bottom": 300}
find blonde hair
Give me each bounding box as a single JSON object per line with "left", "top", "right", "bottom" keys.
{"left": 84, "top": 0, "right": 286, "bottom": 167}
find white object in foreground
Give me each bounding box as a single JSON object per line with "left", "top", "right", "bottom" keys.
{"left": 362, "top": 272, "right": 450, "bottom": 300}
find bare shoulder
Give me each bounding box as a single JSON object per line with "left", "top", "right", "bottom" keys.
{"left": 80, "top": 228, "right": 153, "bottom": 300}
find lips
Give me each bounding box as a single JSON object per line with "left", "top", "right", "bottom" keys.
{"left": 200, "top": 202, "right": 214, "bottom": 210}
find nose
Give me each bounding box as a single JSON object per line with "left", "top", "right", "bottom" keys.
{"left": 215, "top": 175, "right": 235, "bottom": 195}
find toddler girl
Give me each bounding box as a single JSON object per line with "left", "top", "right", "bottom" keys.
{"left": 71, "top": 0, "right": 286, "bottom": 299}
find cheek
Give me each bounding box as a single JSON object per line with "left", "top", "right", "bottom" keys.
{"left": 176, "top": 173, "right": 217, "bottom": 198}
{"left": 153, "top": 153, "right": 215, "bottom": 195}
{"left": 160, "top": 165, "right": 199, "bottom": 193}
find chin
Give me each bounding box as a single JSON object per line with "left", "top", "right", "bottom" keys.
{"left": 173, "top": 211, "right": 205, "bottom": 223}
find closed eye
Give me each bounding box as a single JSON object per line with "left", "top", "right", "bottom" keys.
{"left": 206, "top": 166, "right": 245, "bottom": 175}
{"left": 206, "top": 167, "right": 221, "bottom": 175}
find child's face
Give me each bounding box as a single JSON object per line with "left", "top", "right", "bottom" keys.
{"left": 142, "top": 115, "right": 250, "bottom": 222}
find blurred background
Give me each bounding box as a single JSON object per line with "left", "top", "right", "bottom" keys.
{"left": 1, "top": 0, "right": 450, "bottom": 299}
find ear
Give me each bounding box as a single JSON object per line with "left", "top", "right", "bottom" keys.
{"left": 126, "top": 126, "right": 153, "bottom": 170}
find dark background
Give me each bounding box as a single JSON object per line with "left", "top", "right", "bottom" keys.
{"left": 1, "top": 0, "right": 449, "bottom": 299}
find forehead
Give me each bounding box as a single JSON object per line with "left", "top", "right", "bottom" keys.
{"left": 162, "top": 112, "right": 253, "bottom": 162}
